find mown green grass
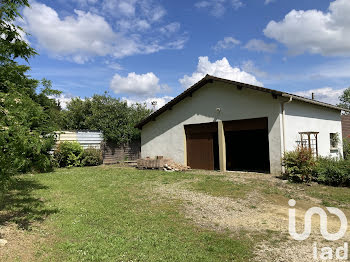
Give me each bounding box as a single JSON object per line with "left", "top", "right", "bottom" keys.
{"left": 6, "top": 166, "right": 350, "bottom": 261}
{"left": 188, "top": 173, "right": 350, "bottom": 209}
{"left": 305, "top": 185, "right": 350, "bottom": 208}
{"left": 2, "top": 166, "right": 253, "bottom": 262}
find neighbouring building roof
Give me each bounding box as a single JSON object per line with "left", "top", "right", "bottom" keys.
{"left": 55, "top": 130, "right": 103, "bottom": 149}
{"left": 135, "top": 74, "right": 348, "bottom": 129}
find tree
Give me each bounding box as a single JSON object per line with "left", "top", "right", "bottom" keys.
{"left": 0, "top": 0, "right": 36, "bottom": 64}
{"left": 64, "top": 94, "right": 151, "bottom": 145}
{"left": 64, "top": 97, "right": 92, "bottom": 130}
{"left": 338, "top": 88, "right": 350, "bottom": 111}
{"left": 0, "top": 0, "right": 59, "bottom": 197}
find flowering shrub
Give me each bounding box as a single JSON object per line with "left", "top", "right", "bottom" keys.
{"left": 282, "top": 147, "right": 316, "bottom": 183}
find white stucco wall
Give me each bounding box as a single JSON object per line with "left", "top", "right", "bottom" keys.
{"left": 141, "top": 81, "right": 283, "bottom": 174}
{"left": 284, "top": 100, "right": 343, "bottom": 158}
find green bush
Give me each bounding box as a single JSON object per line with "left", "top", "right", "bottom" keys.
{"left": 343, "top": 138, "right": 350, "bottom": 160}
{"left": 314, "top": 158, "right": 350, "bottom": 187}
{"left": 283, "top": 147, "right": 350, "bottom": 187}
{"left": 282, "top": 147, "right": 316, "bottom": 183}
{"left": 54, "top": 141, "right": 83, "bottom": 168}
{"left": 81, "top": 148, "right": 103, "bottom": 166}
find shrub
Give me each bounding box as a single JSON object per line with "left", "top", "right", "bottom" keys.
{"left": 283, "top": 148, "right": 350, "bottom": 187}
{"left": 314, "top": 158, "right": 350, "bottom": 187}
{"left": 343, "top": 138, "right": 350, "bottom": 160}
{"left": 282, "top": 147, "right": 316, "bottom": 183}
{"left": 81, "top": 148, "right": 103, "bottom": 166}
{"left": 54, "top": 141, "right": 83, "bottom": 168}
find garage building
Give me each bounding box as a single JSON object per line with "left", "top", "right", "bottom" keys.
{"left": 136, "top": 75, "right": 344, "bottom": 174}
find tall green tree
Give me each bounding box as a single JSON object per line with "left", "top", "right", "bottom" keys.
{"left": 64, "top": 97, "right": 92, "bottom": 130}
{"left": 0, "top": 0, "right": 59, "bottom": 196}
{"left": 338, "top": 88, "right": 350, "bottom": 111}
{"left": 64, "top": 94, "right": 151, "bottom": 145}
{"left": 0, "top": 0, "right": 36, "bottom": 64}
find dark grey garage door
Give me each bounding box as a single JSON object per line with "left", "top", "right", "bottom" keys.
{"left": 224, "top": 117, "right": 270, "bottom": 173}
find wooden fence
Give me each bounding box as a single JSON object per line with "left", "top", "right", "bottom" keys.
{"left": 342, "top": 115, "right": 350, "bottom": 139}
{"left": 55, "top": 130, "right": 140, "bottom": 164}
{"left": 102, "top": 140, "right": 141, "bottom": 165}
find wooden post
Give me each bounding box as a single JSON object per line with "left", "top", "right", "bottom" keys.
{"left": 218, "top": 120, "right": 226, "bottom": 172}
{"left": 315, "top": 133, "right": 319, "bottom": 158}
{"left": 183, "top": 127, "right": 187, "bottom": 166}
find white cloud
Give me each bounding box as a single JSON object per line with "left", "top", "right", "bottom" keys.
{"left": 49, "top": 93, "right": 77, "bottom": 109}
{"left": 242, "top": 60, "right": 268, "bottom": 78}
{"left": 100, "top": 0, "right": 166, "bottom": 22}
{"left": 244, "top": 39, "right": 277, "bottom": 53}
{"left": 213, "top": 37, "right": 240, "bottom": 51}
{"left": 138, "top": 0, "right": 166, "bottom": 22}
{"left": 195, "top": 0, "right": 244, "bottom": 17}
{"left": 21, "top": 1, "right": 186, "bottom": 63}
{"left": 264, "top": 0, "right": 275, "bottom": 5}
{"left": 264, "top": 0, "right": 350, "bottom": 56}
{"left": 22, "top": 3, "right": 120, "bottom": 63}
{"left": 102, "top": 0, "right": 137, "bottom": 17}
{"left": 179, "top": 57, "right": 263, "bottom": 88}
{"left": 113, "top": 70, "right": 173, "bottom": 110}
{"left": 123, "top": 96, "right": 173, "bottom": 110}
{"left": 73, "top": 0, "right": 98, "bottom": 7}
{"left": 104, "top": 61, "right": 123, "bottom": 70}
{"left": 294, "top": 87, "right": 345, "bottom": 105}
{"left": 52, "top": 90, "right": 173, "bottom": 111}
{"left": 160, "top": 22, "right": 181, "bottom": 35}
{"left": 110, "top": 72, "right": 162, "bottom": 97}
{"left": 117, "top": 19, "right": 151, "bottom": 32}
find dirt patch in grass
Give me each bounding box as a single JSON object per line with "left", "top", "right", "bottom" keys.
{"left": 156, "top": 181, "right": 287, "bottom": 233}
{"left": 0, "top": 223, "right": 46, "bottom": 262}
{"left": 187, "top": 175, "right": 254, "bottom": 200}
{"left": 154, "top": 172, "right": 350, "bottom": 262}
{"left": 0, "top": 175, "right": 58, "bottom": 262}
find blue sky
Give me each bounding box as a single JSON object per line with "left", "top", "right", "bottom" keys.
{"left": 20, "top": 0, "right": 350, "bottom": 108}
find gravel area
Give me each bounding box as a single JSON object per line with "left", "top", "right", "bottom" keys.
{"left": 153, "top": 173, "right": 350, "bottom": 262}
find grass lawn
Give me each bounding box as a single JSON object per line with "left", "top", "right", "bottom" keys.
{"left": 2, "top": 166, "right": 350, "bottom": 261}
{"left": 0, "top": 166, "right": 252, "bottom": 262}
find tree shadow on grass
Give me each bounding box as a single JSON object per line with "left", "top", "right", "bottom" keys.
{"left": 0, "top": 176, "right": 59, "bottom": 230}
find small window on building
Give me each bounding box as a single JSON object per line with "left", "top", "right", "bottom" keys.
{"left": 297, "top": 132, "right": 319, "bottom": 157}
{"left": 330, "top": 133, "right": 339, "bottom": 150}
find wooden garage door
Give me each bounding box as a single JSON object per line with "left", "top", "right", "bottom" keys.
{"left": 185, "top": 123, "right": 218, "bottom": 170}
